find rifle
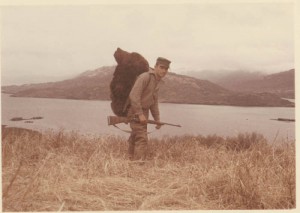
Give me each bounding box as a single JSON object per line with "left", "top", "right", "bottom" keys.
{"left": 107, "top": 115, "right": 181, "bottom": 127}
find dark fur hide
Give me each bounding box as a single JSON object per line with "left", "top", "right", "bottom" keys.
{"left": 110, "top": 48, "right": 149, "bottom": 116}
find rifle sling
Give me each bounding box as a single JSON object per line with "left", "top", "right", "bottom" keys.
{"left": 112, "top": 124, "right": 157, "bottom": 134}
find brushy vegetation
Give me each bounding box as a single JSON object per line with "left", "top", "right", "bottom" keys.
{"left": 2, "top": 128, "right": 295, "bottom": 211}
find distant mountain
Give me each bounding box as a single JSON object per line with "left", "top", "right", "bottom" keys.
{"left": 186, "top": 69, "right": 295, "bottom": 99}
{"left": 230, "top": 69, "right": 295, "bottom": 98}
{"left": 1, "top": 66, "right": 294, "bottom": 107}
{"left": 185, "top": 70, "right": 264, "bottom": 83}
{"left": 2, "top": 66, "right": 113, "bottom": 100}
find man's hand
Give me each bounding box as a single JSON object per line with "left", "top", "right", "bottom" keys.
{"left": 138, "top": 114, "right": 147, "bottom": 125}
{"left": 155, "top": 124, "right": 162, "bottom": 129}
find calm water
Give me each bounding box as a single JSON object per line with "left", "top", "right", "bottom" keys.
{"left": 1, "top": 93, "right": 295, "bottom": 143}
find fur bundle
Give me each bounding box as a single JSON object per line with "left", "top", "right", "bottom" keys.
{"left": 110, "top": 48, "right": 149, "bottom": 116}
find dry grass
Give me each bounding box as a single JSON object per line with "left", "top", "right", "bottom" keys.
{"left": 1, "top": 128, "right": 295, "bottom": 211}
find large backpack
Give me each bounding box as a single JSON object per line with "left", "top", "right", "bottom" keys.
{"left": 110, "top": 48, "right": 149, "bottom": 116}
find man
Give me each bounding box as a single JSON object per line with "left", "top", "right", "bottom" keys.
{"left": 127, "top": 57, "right": 171, "bottom": 161}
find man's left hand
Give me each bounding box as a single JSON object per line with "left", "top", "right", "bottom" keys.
{"left": 155, "top": 124, "right": 162, "bottom": 129}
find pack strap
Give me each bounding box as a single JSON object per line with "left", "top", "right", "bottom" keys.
{"left": 112, "top": 124, "right": 157, "bottom": 134}
{"left": 122, "top": 72, "right": 153, "bottom": 115}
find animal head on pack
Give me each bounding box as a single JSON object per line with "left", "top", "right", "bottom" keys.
{"left": 113, "top": 47, "right": 149, "bottom": 75}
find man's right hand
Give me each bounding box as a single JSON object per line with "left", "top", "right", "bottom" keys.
{"left": 138, "top": 114, "right": 147, "bottom": 125}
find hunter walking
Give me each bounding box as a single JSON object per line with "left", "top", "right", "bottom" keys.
{"left": 127, "top": 57, "right": 171, "bottom": 161}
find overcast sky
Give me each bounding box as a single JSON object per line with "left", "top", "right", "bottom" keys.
{"left": 1, "top": 2, "right": 294, "bottom": 85}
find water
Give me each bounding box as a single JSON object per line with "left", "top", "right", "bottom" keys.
{"left": 1, "top": 93, "right": 295, "bottom": 143}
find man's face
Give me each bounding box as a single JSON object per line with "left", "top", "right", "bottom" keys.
{"left": 154, "top": 64, "right": 169, "bottom": 79}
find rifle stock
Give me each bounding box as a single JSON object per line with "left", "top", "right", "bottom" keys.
{"left": 107, "top": 116, "right": 130, "bottom": 125}
{"left": 107, "top": 116, "right": 181, "bottom": 127}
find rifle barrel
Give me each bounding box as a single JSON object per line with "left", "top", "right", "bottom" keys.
{"left": 147, "top": 120, "right": 181, "bottom": 127}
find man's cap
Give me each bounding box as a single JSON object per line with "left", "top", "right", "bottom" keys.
{"left": 156, "top": 57, "right": 171, "bottom": 68}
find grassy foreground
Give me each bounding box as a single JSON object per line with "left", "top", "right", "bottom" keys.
{"left": 2, "top": 128, "right": 295, "bottom": 211}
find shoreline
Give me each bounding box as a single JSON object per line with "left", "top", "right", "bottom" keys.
{"left": 2, "top": 92, "right": 295, "bottom": 108}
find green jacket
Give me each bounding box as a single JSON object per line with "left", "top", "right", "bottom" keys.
{"left": 129, "top": 69, "right": 160, "bottom": 121}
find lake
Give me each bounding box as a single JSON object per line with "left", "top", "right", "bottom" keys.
{"left": 1, "top": 93, "right": 295, "bottom": 143}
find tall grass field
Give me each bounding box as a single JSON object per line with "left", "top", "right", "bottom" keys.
{"left": 2, "top": 127, "right": 295, "bottom": 211}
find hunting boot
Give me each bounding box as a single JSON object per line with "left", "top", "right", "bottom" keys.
{"left": 128, "top": 134, "right": 135, "bottom": 160}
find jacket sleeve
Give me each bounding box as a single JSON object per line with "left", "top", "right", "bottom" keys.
{"left": 129, "top": 74, "right": 149, "bottom": 115}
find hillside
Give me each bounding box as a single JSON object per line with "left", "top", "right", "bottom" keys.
{"left": 2, "top": 66, "right": 113, "bottom": 100}
{"left": 1, "top": 66, "right": 294, "bottom": 107}
{"left": 231, "top": 69, "right": 295, "bottom": 98}
{"left": 187, "top": 69, "right": 295, "bottom": 99}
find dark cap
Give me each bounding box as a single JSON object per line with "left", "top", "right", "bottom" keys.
{"left": 156, "top": 57, "right": 171, "bottom": 68}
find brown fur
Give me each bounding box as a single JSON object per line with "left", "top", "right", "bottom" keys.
{"left": 110, "top": 48, "right": 149, "bottom": 116}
